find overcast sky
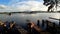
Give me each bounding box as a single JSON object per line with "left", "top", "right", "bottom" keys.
{"left": 0, "top": 0, "right": 60, "bottom": 12}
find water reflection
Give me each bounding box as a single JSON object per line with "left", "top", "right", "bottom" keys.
{"left": 0, "top": 13, "right": 59, "bottom": 26}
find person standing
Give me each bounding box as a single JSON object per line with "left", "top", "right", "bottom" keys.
{"left": 37, "top": 20, "right": 40, "bottom": 27}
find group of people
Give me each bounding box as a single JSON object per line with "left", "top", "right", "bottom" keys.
{"left": 0, "top": 20, "right": 49, "bottom": 34}
{"left": 0, "top": 20, "right": 41, "bottom": 34}
{"left": 0, "top": 20, "right": 20, "bottom": 34}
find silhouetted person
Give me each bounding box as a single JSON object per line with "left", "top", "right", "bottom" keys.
{"left": 42, "top": 20, "right": 45, "bottom": 27}
{"left": 59, "top": 19, "right": 60, "bottom": 26}
{"left": 53, "top": 23, "right": 55, "bottom": 28}
{"left": 45, "top": 20, "right": 49, "bottom": 30}
{"left": 37, "top": 20, "right": 40, "bottom": 27}
{"left": 52, "top": 23, "right": 57, "bottom": 34}
{"left": 27, "top": 23, "right": 32, "bottom": 34}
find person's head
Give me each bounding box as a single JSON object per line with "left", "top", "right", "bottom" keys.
{"left": 37, "top": 19, "right": 40, "bottom": 21}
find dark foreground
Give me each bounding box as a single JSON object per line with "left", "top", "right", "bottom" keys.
{"left": 0, "top": 19, "right": 60, "bottom": 34}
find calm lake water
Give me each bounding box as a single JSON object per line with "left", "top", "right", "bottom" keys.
{"left": 0, "top": 13, "right": 59, "bottom": 29}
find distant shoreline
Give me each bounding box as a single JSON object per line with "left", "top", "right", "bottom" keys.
{"left": 0, "top": 11, "right": 60, "bottom": 14}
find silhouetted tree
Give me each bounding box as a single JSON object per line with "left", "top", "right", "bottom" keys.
{"left": 43, "top": 0, "right": 60, "bottom": 12}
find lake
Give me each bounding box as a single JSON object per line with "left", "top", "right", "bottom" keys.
{"left": 0, "top": 13, "right": 59, "bottom": 29}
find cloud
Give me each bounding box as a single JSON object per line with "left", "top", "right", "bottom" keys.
{"left": 0, "top": 0, "right": 60, "bottom": 12}
{"left": 11, "top": 1, "right": 60, "bottom": 11}
{"left": 0, "top": 0, "right": 48, "bottom": 12}
{"left": 11, "top": 1, "right": 48, "bottom": 11}
{"left": 0, "top": 5, "right": 7, "bottom": 9}
{"left": 0, "top": 5, "right": 15, "bottom": 12}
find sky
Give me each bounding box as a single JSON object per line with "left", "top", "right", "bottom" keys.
{"left": 0, "top": 0, "right": 60, "bottom": 12}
